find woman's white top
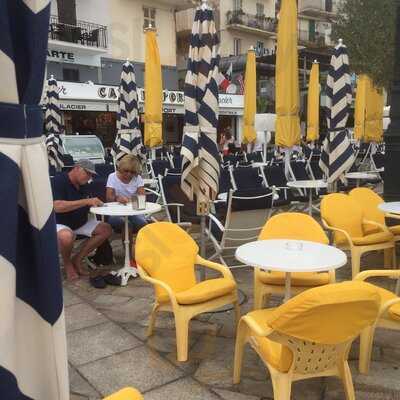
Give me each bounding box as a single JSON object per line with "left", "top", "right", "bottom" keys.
{"left": 106, "top": 172, "right": 144, "bottom": 198}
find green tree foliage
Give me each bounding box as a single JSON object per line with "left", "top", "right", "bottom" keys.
{"left": 332, "top": 0, "right": 397, "bottom": 89}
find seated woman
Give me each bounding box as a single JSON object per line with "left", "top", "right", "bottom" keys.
{"left": 106, "top": 155, "right": 148, "bottom": 263}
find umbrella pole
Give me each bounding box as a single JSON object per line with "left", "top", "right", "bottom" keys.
{"left": 151, "top": 148, "right": 156, "bottom": 160}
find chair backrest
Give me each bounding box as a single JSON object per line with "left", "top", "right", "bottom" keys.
{"left": 349, "top": 188, "right": 385, "bottom": 228}
{"left": 231, "top": 166, "right": 263, "bottom": 190}
{"left": 264, "top": 164, "right": 287, "bottom": 187}
{"left": 320, "top": 193, "right": 364, "bottom": 245}
{"left": 259, "top": 212, "right": 328, "bottom": 244}
{"left": 150, "top": 159, "right": 171, "bottom": 178}
{"left": 221, "top": 189, "right": 274, "bottom": 249}
{"left": 266, "top": 281, "right": 380, "bottom": 345}
{"left": 290, "top": 160, "right": 310, "bottom": 181}
{"left": 95, "top": 163, "right": 115, "bottom": 177}
{"left": 103, "top": 387, "right": 143, "bottom": 400}
{"left": 219, "top": 167, "right": 233, "bottom": 194}
{"left": 135, "top": 222, "right": 198, "bottom": 300}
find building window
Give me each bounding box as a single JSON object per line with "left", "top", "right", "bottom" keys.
{"left": 233, "top": 38, "right": 241, "bottom": 56}
{"left": 256, "top": 40, "right": 264, "bottom": 56}
{"left": 63, "top": 68, "right": 79, "bottom": 82}
{"left": 233, "top": 0, "right": 242, "bottom": 11}
{"left": 143, "top": 7, "right": 156, "bottom": 29}
{"left": 256, "top": 3, "right": 264, "bottom": 16}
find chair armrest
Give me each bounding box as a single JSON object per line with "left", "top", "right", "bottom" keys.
{"left": 355, "top": 270, "right": 400, "bottom": 281}
{"left": 145, "top": 188, "right": 161, "bottom": 198}
{"left": 362, "top": 219, "right": 390, "bottom": 233}
{"left": 384, "top": 212, "right": 400, "bottom": 220}
{"left": 137, "top": 265, "right": 179, "bottom": 310}
{"left": 322, "top": 219, "right": 354, "bottom": 247}
{"left": 207, "top": 213, "right": 225, "bottom": 233}
{"left": 379, "top": 297, "right": 400, "bottom": 320}
{"left": 242, "top": 315, "right": 274, "bottom": 337}
{"left": 196, "top": 255, "right": 234, "bottom": 281}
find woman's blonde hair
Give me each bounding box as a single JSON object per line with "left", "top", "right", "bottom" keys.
{"left": 117, "top": 155, "right": 142, "bottom": 175}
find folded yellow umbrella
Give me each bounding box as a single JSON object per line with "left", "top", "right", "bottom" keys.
{"left": 365, "top": 79, "right": 384, "bottom": 143}
{"left": 144, "top": 28, "right": 163, "bottom": 148}
{"left": 306, "top": 61, "right": 319, "bottom": 142}
{"left": 243, "top": 48, "right": 257, "bottom": 144}
{"left": 354, "top": 74, "right": 368, "bottom": 141}
{"left": 275, "top": 0, "right": 300, "bottom": 147}
{"left": 354, "top": 75, "right": 384, "bottom": 143}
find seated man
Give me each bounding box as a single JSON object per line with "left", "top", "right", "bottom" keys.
{"left": 52, "top": 159, "right": 112, "bottom": 281}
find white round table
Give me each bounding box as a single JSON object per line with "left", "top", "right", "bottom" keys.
{"left": 345, "top": 172, "right": 380, "bottom": 187}
{"left": 378, "top": 202, "right": 400, "bottom": 215}
{"left": 235, "top": 239, "right": 347, "bottom": 302}
{"left": 91, "top": 202, "right": 161, "bottom": 286}
{"left": 287, "top": 180, "right": 327, "bottom": 216}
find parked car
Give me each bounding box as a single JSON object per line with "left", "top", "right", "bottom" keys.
{"left": 62, "top": 134, "right": 105, "bottom": 164}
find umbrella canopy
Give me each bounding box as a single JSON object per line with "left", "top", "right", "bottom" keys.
{"left": 306, "top": 61, "right": 320, "bottom": 142}
{"left": 181, "top": 4, "right": 221, "bottom": 214}
{"left": 112, "top": 61, "right": 145, "bottom": 162}
{"left": 355, "top": 75, "right": 384, "bottom": 143}
{"left": 275, "top": 0, "right": 300, "bottom": 148}
{"left": 0, "top": 1, "right": 68, "bottom": 399}
{"left": 319, "top": 40, "right": 355, "bottom": 183}
{"left": 243, "top": 48, "right": 257, "bottom": 144}
{"left": 144, "top": 28, "right": 163, "bottom": 148}
{"left": 44, "top": 76, "right": 64, "bottom": 169}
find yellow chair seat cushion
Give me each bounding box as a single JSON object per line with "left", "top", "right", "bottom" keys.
{"left": 103, "top": 387, "right": 143, "bottom": 400}
{"left": 389, "top": 225, "right": 400, "bottom": 236}
{"left": 370, "top": 284, "right": 400, "bottom": 321}
{"left": 259, "top": 271, "right": 330, "bottom": 287}
{"left": 247, "top": 309, "right": 293, "bottom": 373}
{"left": 159, "top": 278, "right": 236, "bottom": 305}
{"left": 351, "top": 231, "right": 393, "bottom": 245}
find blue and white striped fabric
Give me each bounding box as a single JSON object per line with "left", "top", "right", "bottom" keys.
{"left": 112, "top": 61, "right": 145, "bottom": 162}
{"left": 0, "top": 1, "right": 69, "bottom": 399}
{"left": 319, "top": 40, "right": 355, "bottom": 183}
{"left": 44, "top": 76, "right": 64, "bottom": 169}
{"left": 181, "top": 5, "right": 221, "bottom": 212}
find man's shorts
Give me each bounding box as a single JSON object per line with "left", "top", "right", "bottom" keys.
{"left": 56, "top": 219, "right": 101, "bottom": 237}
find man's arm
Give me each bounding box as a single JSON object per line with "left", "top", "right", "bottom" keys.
{"left": 54, "top": 199, "right": 90, "bottom": 213}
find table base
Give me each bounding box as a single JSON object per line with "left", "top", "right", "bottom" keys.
{"left": 111, "top": 266, "right": 138, "bottom": 286}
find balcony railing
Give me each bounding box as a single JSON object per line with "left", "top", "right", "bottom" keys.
{"left": 298, "top": 29, "right": 331, "bottom": 47}
{"left": 48, "top": 15, "right": 108, "bottom": 49}
{"left": 226, "top": 10, "right": 277, "bottom": 34}
{"left": 299, "top": 0, "right": 335, "bottom": 15}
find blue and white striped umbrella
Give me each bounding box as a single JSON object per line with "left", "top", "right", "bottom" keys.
{"left": 0, "top": 2, "right": 69, "bottom": 399}
{"left": 319, "top": 40, "right": 355, "bottom": 183}
{"left": 181, "top": 4, "right": 221, "bottom": 212}
{"left": 44, "top": 76, "right": 64, "bottom": 169}
{"left": 112, "top": 61, "right": 145, "bottom": 162}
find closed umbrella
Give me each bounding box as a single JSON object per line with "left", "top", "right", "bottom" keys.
{"left": 242, "top": 48, "right": 257, "bottom": 144}
{"left": 306, "top": 61, "right": 320, "bottom": 142}
{"left": 354, "top": 74, "right": 368, "bottom": 141}
{"left": 365, "top": 78, "right": 384, "bottom": 143}
{"left": 44, "top": 75, "right": 64, "bottom": 169}
{"left": 319, "top": 40, "right": 355, "bottom": 184}
{"left": 275, "top": 0, "right": 300, "bottom": 149}
{"left": 112, "top": 61, "right": 145, "bottom": 163}
{"left": 181, "top": 1, "right": 220, "bottom": 214}
{"left": 0, "top": 1, "right": 68, "bottom": 399}
{"left": 144, "top": 27, "right": 163, "bottom": 151}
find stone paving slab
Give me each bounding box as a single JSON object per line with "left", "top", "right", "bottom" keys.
{"left": 77, "top": 346, "right": 184, "bottom": 396}
{"left": 64, "top": 288, "right": 84, "bottom": 307}
{"left": 66, "top": 303, "right": 108, "bottom": 333}
{"left": 69, "top": 364, "right": 100, "bottom": 399}
{"left": 68, "top": 321, "right": 142, "bottom": 366}
{"left": 144, "top": 377, "right": 220, "bottom": 400}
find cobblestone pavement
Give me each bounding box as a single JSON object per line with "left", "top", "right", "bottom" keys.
{"left": 65, "top": 240, "right": 400, "bottom": 400}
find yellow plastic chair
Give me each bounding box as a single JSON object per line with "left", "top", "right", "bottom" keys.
{"left": 349, "top": 187, "right": 400, "bottom": 240}
{"left": 321, "top": 193, "right": 395, "bottom": 279}
{"left": 103, "top": 387, "right": 143, "bottom": 400}
{"left": 254, "top": 212, "right": 334, "bottom": 309}
{"left": 354, "top": 270, "right": 400, "bottom": 374}
{"left": 233, "top": 281, "right": 381, "bottom": 400}
{"left": 135, "top": 222, "right": 240, "bottom": 362}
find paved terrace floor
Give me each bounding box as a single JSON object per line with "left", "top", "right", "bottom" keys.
{"left": 65, "top": 237, "right": 400, "bottom": 400}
